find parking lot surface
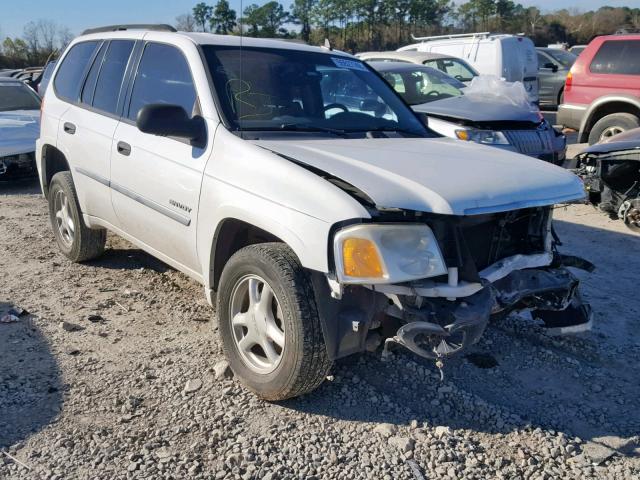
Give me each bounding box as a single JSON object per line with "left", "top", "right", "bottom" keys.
{"left": 1, "top": 179, "right": 639, "bottom": 480}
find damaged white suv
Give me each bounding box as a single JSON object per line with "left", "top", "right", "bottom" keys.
{"left": 37, "top": 25, "right": 592, "bottom": 400}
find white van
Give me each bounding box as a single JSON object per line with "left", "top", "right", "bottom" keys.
{"left": 398, "top": 32, "right": 540, "bottom": 104}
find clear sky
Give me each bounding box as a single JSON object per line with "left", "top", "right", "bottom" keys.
{"left": 0, "top": 0, "right": 634, "bottom": 39}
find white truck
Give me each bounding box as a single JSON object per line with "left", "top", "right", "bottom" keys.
{"left": 398, "top": 32, "right": 540, "bottom": 104}
{"left": 37, "top": 25, "right": 590, "bottom": 400}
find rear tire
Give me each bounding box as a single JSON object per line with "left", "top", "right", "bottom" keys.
{"left": 217, "top": 243, "right": 332, "bottom": 400}
{"left": 588, "top": 113, "right": 640, "bottom": 145}
{"left": 48, "top": 172, "right": 106, "bottom": 262}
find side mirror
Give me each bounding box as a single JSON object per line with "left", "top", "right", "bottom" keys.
{"left": 136, "top": 104, "right": 205, "bottom": 145}
{"left": 543, "top": 62, "right": 559, "bottom": 73}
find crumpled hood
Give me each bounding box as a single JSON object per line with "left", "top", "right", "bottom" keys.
{"left": 0, "top": 110, "right": 40, "bottom": 157}
{"left": 412, "top": 95, "right": 542, "bottom": 124}
{"left": 254, "top": 137, "right": 584, "bottom": 216}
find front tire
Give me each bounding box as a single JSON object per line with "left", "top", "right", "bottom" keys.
{"left": 48, "top": 172, "right": 106, "bottom": 262}
{"left": 217, "top": 243, "right": 332, "bottom": 400}
{"left": 588, "top": 113, "right": 640, "bottom": 145}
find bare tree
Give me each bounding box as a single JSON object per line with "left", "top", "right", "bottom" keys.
{"left": 175, "top": 13, "right": 197, "bottom": 32}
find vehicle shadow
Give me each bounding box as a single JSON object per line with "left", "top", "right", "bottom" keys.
{"left": 0, "top": 177, "right": 41, "bottom": 196}
{"left": 283, "top": 216, "right": 640, "bottom": 454}
{"left": 0, "top": 302, "right": 63, "bottom": 450}
{"left": 87, "top": 246, "right": 172, "bottom": 273}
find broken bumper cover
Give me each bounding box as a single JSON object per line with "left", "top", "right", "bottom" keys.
{"left": 383, "top": 265, "right": 591, "bottom": 361}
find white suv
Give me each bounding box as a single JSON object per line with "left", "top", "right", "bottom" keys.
{"left": 37, "top": 25, "right": 592, "bottom": 400}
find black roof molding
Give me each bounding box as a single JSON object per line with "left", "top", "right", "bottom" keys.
{"left": 81, "top": 24, "right": 177, "bottom": 35}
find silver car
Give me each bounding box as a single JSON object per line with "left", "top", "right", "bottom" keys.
{"left": 371, "top": 62, "right": 567, "bottom": 164}
{"left": 0, "top": 78, "right": 41, "bottom": 180}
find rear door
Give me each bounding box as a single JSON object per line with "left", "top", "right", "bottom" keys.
{"left": 581, "top": 39, "right": 640, "bottom": 103}
{"left": 53, "top": 39, "right": 120, "bottom": 223}
{"left": 110, "top": 41, "right": 212, "bottom": 274}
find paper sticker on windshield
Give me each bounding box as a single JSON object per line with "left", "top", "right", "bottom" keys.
{"left": 331, "top": 57, "right": 368, "bottom": 72}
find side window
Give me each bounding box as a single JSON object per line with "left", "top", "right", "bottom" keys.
{"left": 537, "top": 52, "right": 549, "bottom": 67}
{"left": 80, "top": 42, "right": 106, "bottom": 105}
{"left": 127, "top": 43, "right": 196, "bottom": 121}
{"left": 53, "top": 41, "right": 99, "bottom": 100}
{"left": 590, "top": 40, "right": 640, "bottom": 75}
{"left": 92, "top": 40, "right": 135, "bottom": 114}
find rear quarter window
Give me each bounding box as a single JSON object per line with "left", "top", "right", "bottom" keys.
{"left": 53, "top": 41, "right": 100, "bottom": 101}
{"left": 590, "top": 40, "right": 640, "bottom": 75}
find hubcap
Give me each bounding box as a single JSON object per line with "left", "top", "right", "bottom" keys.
{"left": 229, "top": 275, "right": 285, "bottom": 374}
{"left": 600, "top": 126, "right": 625, "bottom": 141}
{"left": 54, "top": 190, "right": 75, "bottom": 247}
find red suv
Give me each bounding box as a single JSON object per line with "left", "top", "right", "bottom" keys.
{"left": 558, "top": 34, "right": 640, "bottom": 144}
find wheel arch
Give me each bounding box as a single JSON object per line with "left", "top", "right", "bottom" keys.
{"left": 579, "top": 97, "right": 640, "bottom": 143}
{"left": 40, "top": 144, "right": 71, "bottom": 199}
{"left": 208, "top": 217, "right": 302, "bottom": 295}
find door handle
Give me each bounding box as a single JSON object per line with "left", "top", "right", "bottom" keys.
{"left": 63, "top": 122, "right": 76, "bottom": 134}
{"left": 117, "top": 141, "right": 131, "bottom": 156}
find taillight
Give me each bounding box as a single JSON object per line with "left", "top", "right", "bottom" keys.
{"left": 565, "top": 71, "right": 573, "bottom": 91}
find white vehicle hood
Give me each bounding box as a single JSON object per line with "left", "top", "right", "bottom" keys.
{"left": 0, "top": 109, "right": 40, "bottom": 157}
{"left": 254, "top": 137, "right": 585, "bottom": 216}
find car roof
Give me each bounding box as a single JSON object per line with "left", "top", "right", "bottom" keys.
{"left": 368, "top": 61, "right": 441, "bottom": 74}
{"left": 74, "top": 27, "right": 353, "bottom": 57}
{"left": 358, "top": 51, "right": 457, "bottom": 63}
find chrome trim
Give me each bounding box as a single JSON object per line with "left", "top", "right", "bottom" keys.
{"left": 75, "top": 166, "right": 109, "bottom": 186}
{"left": 74, "top": 167, "right": 191, "bottom": 226}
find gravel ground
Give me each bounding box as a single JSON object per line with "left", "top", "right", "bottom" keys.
{"left": 1, "top": 178, "right": 639, "bottom": 480}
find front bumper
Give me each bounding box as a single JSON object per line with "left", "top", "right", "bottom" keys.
{"left": 0, "top": 151, "right": 37, "bottom": 181}
{"left": 383, "top": 264, "right": 590, "bottom": 361}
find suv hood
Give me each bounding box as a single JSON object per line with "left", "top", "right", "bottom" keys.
{"left": 0, "top": 109, "right": 40, "bottom": 157}
{"left": 412, "top": 95, "right": 541, "bottom": 124}
{"left": 254, "top": 137, "right": 584, "bottom": 215}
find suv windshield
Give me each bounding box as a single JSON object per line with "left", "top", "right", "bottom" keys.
{"left": 378, "top": 66, "right": 465, "bottom": 105}
{"left": 202, "top": 46, "right": 428, "bottom": 136}
{"left": 0, "top": 82, "right": 41, "bottom": 112}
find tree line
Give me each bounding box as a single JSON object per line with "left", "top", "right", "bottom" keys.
{"left": 176, "top": 1, "right": 640, "bottom": 52}
{"left": 2, "top": 3, "right": 639, "bottom": 68}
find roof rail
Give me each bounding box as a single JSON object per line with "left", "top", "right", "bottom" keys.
{"left": 81, "top": 24, "right": 177, "bottom": 35}
{"left": 410, "top": 32, "right": 491, "bottom": 42}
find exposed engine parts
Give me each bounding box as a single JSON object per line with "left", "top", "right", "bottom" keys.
{"left": 574, "top": 143, "right": 640, "bottom": 233}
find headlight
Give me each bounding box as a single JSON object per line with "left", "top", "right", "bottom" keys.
{"left": 455, "top": 128, "right": 510, "bottom": 145}
{"left": 333, "top": 224, "right": 447, "bottom": 284}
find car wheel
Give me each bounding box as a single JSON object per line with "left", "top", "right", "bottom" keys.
{"left": 588, "top": 113, "right": 640, "bottom": 145}
{"left": 217, "top": 243, "right": 332, "bottom": 400}
{"left": 48, "top": 172, "right": 106, "bottom": 262}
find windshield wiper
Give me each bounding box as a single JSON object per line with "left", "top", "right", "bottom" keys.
{"left": 278, "top": 123, "right": 350, "bottom": 137}
{"left": 241, "top": 124, "right": 349, "bottom": 137}
{"left": 359, "top": 127, "right": 425, "bottom": 137}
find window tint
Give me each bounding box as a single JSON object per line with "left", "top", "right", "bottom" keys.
{"left": 537, "top": 52, "right": 550, "bottom": 67}
{"left": 127, "top": 43, "right": 196, "bottom": 121}
{"left": 80, "top": 42, "right": 106, "bottom": 105}
{"left": 590, "top": 40, "right": 640, "bottom": 75}
{"left": 54, "top": 41, "right": 99, "bottom": 100}
{"left": 93, "top": 40, "right": 135, "bottom": 114}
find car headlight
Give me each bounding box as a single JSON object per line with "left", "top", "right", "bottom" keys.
{"left": 455, "top": 128, "right": 510, "bottom": 145}
{"left": 333, "top": 224, "right": 447, "bottom": 284}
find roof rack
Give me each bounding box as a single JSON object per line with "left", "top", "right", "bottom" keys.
{"left": 81, "top": 24, "right": 176, "bottom": 35}
{"left": 410, "top": 32, "right": 491, "bottom": 42}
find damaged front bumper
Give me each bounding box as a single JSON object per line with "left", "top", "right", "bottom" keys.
{"left": 373, "top": 253, "right": 593, "bottom": 362}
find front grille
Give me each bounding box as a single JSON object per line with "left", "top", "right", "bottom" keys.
{"left": 505, "top": 129, "right": 553, "bottom": 155}
{"left": 430, "top": 207, "right": 549, "bottom": 281}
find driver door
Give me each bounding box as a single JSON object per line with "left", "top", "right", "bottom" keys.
{"left": 110, "top": 42, "right": 212, "bottom": 274}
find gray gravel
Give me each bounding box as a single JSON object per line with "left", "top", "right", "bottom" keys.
{"left": 1, "top": 180, "right": 639, "bottom": 479}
